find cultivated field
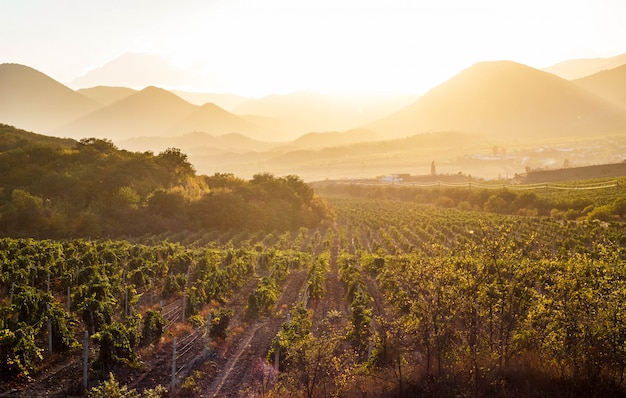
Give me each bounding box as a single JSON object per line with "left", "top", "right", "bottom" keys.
{"left": 1, "top": 189, "right": 625, "bottom": 397}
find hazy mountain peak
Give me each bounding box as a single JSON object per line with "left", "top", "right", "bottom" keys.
{"left": 0, "top": 63, "right": 99, "bottom": 133}
{"left": 368, "top": 60, "right": 626, "bottom": 140}
{"left": 77, "top": 86, "right": 137, "bottom": 106}
{"left": 0, "top": 63, "right": 90, "bottom": 99}
{"left": 137, "top": 85, "right": 178, "bottom": 96}
{"left": 1, "top": 62, "right": 43, "bottom": 76}
{"left": 69, "top": 52, "right": 217, "bottom": 90}
{"left": 451, "top": 60, "right": 559, "bottom": 86}
{"left": 54, "top": 84, "right": 197, "bottom": 140}
{"left": 198, "top": 102, "right": 226, "bottom": 112}
{"left": 168, "top": 100, "right": 265, "bottom": 137}
{"left": 117, "top": 86, "right": 194, "bottom": 109}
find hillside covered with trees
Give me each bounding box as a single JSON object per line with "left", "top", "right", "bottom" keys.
{"left": 0, "top": 124, "right": 333, "bottom": 238}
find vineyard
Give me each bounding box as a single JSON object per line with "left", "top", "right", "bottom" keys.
{"left": 1, "top": 193, "right": 626, "bottom": 397}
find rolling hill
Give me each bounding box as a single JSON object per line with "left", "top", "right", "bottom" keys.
{"left": 55, "top": 87, "right": 274, "bottom": 142}
{"left": 0, "top": 63, "right": 100, "bottom": 134}
{"left": 0, "top": 123, "right": 76, "bottom": 152}
{"left": 542, "top": 52, "right": 626, "bottom": 80}
{"left": 1, "top": 64, "right": 279, "bottom": 142}
{"left": 574, "top": 64, "right": 626, "bottom": 109}
{"left": 77, "top": 86, "right": 137, "bottom": 106}
{"left": 118, "top": 131, "right": 277, "bottom": 154}
{"left": 168, "top": 102, "right": 269, "bottom": 138}
{"left": 171, "top": 90, "right": 250, "bottom": 111}
{"left": 55, "top": 86, "right": 197, "bottom": 140}
{"left": 367, "top": 61, "right": 626, "bottom": 140}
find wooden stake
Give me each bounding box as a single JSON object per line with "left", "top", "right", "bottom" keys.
{"left": 47, "top": 303, "right": 52, "bottom": 353}
{"left": 83, "top": 331, "right": 89, "bottom": 389}
{"left": 171, "top": 337, "right": 177, "bottom": 391}
{"left": 274, "top": 336, "right": 280, "bottom": 372}
{"left": 205, "top": 313, "right": 212, "bottom": 356}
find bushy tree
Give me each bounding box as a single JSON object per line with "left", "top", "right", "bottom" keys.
{"left": 92, "top": 316, "right": 141, "bottom": 375}
{"left": 140, "top": 309, "right": 166, "bottom": 347}
{"left": 209, "top": 308, "right": 233, "bottom": 340}
{"left": 246, "top": 277, "right": 280, "bottom": 317}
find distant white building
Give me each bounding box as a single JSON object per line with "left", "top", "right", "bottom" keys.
{"left": 380, "top": 174, "right": 403, "bottom": 183}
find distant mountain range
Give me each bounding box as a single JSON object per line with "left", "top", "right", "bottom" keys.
{"left": 0, "top": 63, "right": 413, "bottom": 142}
{"left": 2, "top": 54, "right": 626, "bottom": 180}
{"left": 56, "top": 86, "right": 265, "bottom": 141}
{"left": 62, "top": 86, "right": 196, "bottom": 139}
{"left": 368, "top": 60, "right": 626, "bottom": 140}
{"left": 542, "top": 52, "right": 626, "bottom": 80}
{"left": 69, "top": 52, "right": 218, "bottom": 90}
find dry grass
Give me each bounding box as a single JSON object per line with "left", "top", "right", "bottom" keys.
{"left": 167, "top": 322, "right": 193, "bottom": 340}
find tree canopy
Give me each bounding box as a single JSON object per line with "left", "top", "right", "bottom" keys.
{"left": 0, "top": 124, "right": 334, "bottom": 238}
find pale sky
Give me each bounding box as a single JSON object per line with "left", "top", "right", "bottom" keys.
{"left": 2, "top": 0, "right": 625, "bottom": 96}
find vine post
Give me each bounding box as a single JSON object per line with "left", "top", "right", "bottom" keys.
{"left": 274, "top": 336, "right": 280, "bottom": 372}
{"left": 205, "top": 313, "right": 212, "bottom": 356}
{"left": 82, "top": 330, "right": 88, "bottom": 389}
{"left": 171, "top": 337, "right": 177, "bottom": 392}
{"left": 47, "top": 303, "right": 52, "bottom": 353}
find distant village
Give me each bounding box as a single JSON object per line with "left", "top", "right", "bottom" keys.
{"left": 375, "top": 160, "right": 626, "bottom": 185}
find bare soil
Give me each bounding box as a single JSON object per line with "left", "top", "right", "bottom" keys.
{"left": 200, "top": 268, "right": 308, "bottom": 398}
{"left": 0, "top": 250, "right": 337, "bottom": 398}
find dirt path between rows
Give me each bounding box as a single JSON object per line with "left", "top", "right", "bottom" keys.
{"left": 0, "top": 351, "right": 86, "bottom": 398}
{"left": 0, "top": 254, "right": 322, "bottom": 398}
{"left": 201, "top": 268, "right": 308, "bottom": 398}
{"left": 310, "top": 234, "right": 349, "bottom": 331}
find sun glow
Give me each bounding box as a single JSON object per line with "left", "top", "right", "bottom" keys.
{"left": 2, "top": 0, "right": 626, "bottom": 97}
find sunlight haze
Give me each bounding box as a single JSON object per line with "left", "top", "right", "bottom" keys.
{"left": 3, "top": 3, "right": 626, "bottom": 395}
{"left": 2, "top": 0, "right": 625, "bottom": 96}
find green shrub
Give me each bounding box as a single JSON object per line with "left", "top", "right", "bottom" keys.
{"left": 210, "top": 308, "right": 233, "bottom": 340}
{"left": 141, "top": 309, "right": 166, "bottom": 347}
{"left": 246, "top": 277, "right": 279, "bottom": 317}
{"left": 88, "top": 372, "right": 140, "bottom": 398}
{"left": 92, "top": 316, "right": 141, "bottom": 375}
